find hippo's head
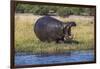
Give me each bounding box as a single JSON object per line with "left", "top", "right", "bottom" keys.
{"left": 63, "top": 21, "right": 76, "bottom": 40}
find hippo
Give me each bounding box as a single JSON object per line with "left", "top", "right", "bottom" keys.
{"left": 34, "top": 16, "right": 76, "bottom": 43}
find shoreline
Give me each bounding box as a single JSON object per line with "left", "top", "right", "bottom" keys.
{"left": 15, "top": 49, "right": 94, "bottom": 56}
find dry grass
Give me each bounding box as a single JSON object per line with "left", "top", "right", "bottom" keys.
{"left": 15, "top": 13, "right": 95, "bottom": 54}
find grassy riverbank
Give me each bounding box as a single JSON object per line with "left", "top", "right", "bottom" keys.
{"left": 15, "top": 13, "right": 95, "bottom": 54}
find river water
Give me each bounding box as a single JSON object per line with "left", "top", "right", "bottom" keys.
{"left": 15, "top": 50, "right": 94, "bottom": 65}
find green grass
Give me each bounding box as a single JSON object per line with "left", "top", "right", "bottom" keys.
{"left": 15, "top": 13, "right": 95, "bottom": 54}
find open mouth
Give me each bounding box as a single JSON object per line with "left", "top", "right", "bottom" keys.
{"left": 64, "top": 35, "right": 73, "bottom": 41}
{"left": 64, "top": 27, "right": 73, "bottom": 40}
{"left": 63, "top": 23, "right": 76, "bottom": 41}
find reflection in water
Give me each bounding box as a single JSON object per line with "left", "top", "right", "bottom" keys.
{"left": 15, "top": 50, "right": 94, "bottom": 65}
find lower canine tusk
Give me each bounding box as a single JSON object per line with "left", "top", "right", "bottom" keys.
{"left": 69, "top": 35, "right": 73, "bottom": 39}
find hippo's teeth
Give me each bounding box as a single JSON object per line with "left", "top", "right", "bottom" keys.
{"left": 64, "top": 35, "right": 73, "bottom": 40}
{"left": 69, "top": 35, "right": 73, "bottom": 40}
{"left": 64, "top": 37, "right": 66, "bottom": 40}
{"left": 69, "top": 36, "right": 72, "bottom": 39}
{"left": 64, "top": 36, "right": 69, "bottom": 40}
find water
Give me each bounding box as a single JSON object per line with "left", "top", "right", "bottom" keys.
{"left": 15, "top": 50, "right": 94, "bottom": 65}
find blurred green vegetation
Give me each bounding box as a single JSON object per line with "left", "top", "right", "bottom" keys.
{"left": 16, "top": 3, "right": 95, "bottom": 16}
